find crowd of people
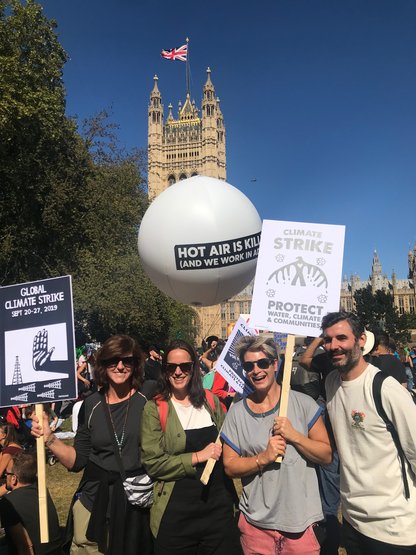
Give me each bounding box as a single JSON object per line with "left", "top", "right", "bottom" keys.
{"left": 1, "top": 313, "right": 416, "bottom": 554}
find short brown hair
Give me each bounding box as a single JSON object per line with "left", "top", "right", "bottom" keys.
{"left": 12, "top": 452, "right": 37, "bottom": 485}
{"left": 94, "top": 335, "right": 144, "bottom": 390}
{"left": 235, "top": 335, "right": 279, "bottom": 363}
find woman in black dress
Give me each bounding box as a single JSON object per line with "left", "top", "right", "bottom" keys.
{"left": 141, "top": 339, "right": 241, "bottom": 555}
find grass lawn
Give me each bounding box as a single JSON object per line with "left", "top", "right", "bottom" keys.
{"left": 46, "top": 454, "right": 80, "bottom": 526}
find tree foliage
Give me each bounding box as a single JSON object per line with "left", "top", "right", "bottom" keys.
{"left": 0, "top": 0, "right": 91, "bottom": 284}
{"left": 0, "top": 1, "right": 197, "bottom": 348}
{"left": 353, "top": 286, "right": 416, "bottom": 344}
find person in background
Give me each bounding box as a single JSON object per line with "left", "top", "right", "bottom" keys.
{"left": 222, "top": 335, "right": 331, "bottom": 555}
{"left": 371, "top": 333, "right": 407, "bottom": 388}
{"left": 144, "top": 345, "right": 163, "bottom": 382}
{"left": 0, "top": 451, "right": 62, "bottom": 555}
{"left": 0, "top": 424, "right": 23, "bottom": 497}
{"left": 31, "top": 334, "right": 152, "bottom": 555}
{"left": 76, "top": 350, "right": 92, "bottom": 395}
{"left": 397, "top": 346, "right": 414, "bottom": 391}
{"left": 141, "top": 339, "right": 240, "bottom": 555}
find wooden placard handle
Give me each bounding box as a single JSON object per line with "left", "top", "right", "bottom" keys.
{"left": 35, "top": 404, "right": 49, "bottom": 543}
{"left": 275, "top": 334, "right": 295, "bottom": 463}
{"left": 200, "top": 434, "right": 222, "bottom": 485}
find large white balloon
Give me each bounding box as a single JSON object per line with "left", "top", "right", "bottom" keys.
{"left": 138, "top": 176, "right": 262, "bottom": 306}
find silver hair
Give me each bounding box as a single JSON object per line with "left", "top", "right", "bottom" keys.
{"left": 235, "top": 335, "right": 279, "bottom": 363}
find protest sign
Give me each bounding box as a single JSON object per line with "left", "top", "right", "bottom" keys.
{"left": 0, "top": 276, "right": 77, "bottom": 407}
{"left": 273, "top": 332, "right": 288, "bottom": 352}
{"left": 214, "top": 317, "right": 257, "bottom": 396}
{"left": 250, "top": 220, "right": 345, "bottom": 336}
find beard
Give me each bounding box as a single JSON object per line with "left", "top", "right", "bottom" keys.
{"left": 329, "top": 341, "right": 362, "bottom": 375}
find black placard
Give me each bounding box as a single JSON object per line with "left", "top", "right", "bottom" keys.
{"left": 0, "top": 276, "right": 77, "bottom": 407}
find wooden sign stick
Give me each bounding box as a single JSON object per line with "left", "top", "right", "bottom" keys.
{"left": 200, "top": 434, "right": 222, "bottom": 485}
{"left": 276, "top": 334, "right": 295, "bottom": 463}
{"left": 35, "top": 404, "right": 49, "bottom": 543}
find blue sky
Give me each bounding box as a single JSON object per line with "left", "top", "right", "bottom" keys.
{"left": 38, "top": 0, "right": 416, "bottom": 281}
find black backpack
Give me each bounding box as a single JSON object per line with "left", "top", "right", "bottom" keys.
{"left": 372, "top": 372, "right": 413, "bottom": 499}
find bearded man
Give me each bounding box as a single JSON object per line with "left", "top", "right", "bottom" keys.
{"left": 322, "top": 311, "right": 416, "bottom": 555}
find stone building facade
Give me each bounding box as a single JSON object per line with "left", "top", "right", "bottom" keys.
{"left": 340, "top": 248, "right": 416, "bottom": 316}
{"left": 147, "top": 70, "right": 227, "bottom": 343}
{"left": 147, "top": 69, "right": 226, "bottom": 200}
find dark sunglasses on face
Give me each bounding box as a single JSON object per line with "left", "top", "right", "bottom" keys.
{"left": 104, "top": 356, "right": 136, "bottom": 369}
{"left": 242, "top": 358, "right": 275, "bottom": 372}
{"left": 5, "top": 472, "right": 15, "bottom": 476}
{"left": 166, "top": 362, "right": 194, "bottom": 374}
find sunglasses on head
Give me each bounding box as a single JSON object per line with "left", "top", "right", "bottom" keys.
{"left": 166, "top": 362, "right": 194, "bottom": 374}
{"left": 104, "top": 356, "right": 136, "bottom": 369}
{"left": 242, "top": 358, "right": 275, "bottom": 372}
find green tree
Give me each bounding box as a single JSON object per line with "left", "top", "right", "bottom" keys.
{"left": 0, "top": 0, "right": 91, "bottom": 284}
{"left": 0, "top": 3, "right": 197, "bottom": 346}
{"left": 354, "top": 286, "right": 415, "bottom": 343}
{"left": 73, "top": 113, "right": 197, "bottom": 346}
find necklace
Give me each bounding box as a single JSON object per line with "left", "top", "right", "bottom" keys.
{"left": 106, "top": 389, "right": 132, "bottom": 453}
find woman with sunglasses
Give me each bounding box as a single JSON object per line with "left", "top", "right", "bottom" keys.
{"left": 221, "top": 335, "right": 332, "bottom": 555}
{"left": 141, "top": 339, "right": 241, "bottom": 555}
{"left": 31, "top": 334, "right": 152, "bottom": 555}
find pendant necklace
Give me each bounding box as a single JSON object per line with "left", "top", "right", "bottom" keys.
{"left": 106, "top": 389, "right": 132, "bottom": 453}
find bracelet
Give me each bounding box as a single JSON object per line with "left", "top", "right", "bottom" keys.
{"left": 45, "top": 434, "right": 57, "bottom": 447}
{"left": 255, "top": 455, "right": 263, "bottom": 474}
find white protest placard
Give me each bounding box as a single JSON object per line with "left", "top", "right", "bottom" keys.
{"left": 0, "top": 276, "right": 77, "bottom": 407}
{"left": 250, "top": 220, "right": 345, "bottom": 336}
{"left": 215, "top": 317, "right": 257, "bottom": 396}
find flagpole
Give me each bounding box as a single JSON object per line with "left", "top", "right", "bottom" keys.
{"left": 185, "top": 37, "right": 190, "bottom": 96}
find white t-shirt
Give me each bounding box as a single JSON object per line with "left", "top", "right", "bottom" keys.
{"left": 171, "top": 399, "right": 213, "bottom": 430}
{"left": 326, "top": 364, "right": 416, "bottom": 545}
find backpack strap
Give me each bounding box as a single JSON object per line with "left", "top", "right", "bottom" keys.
{"left": 155, "top": 390, "right": 216, "bottom": 433}
{"left": 155, "top": 396, "right": 169, "bottom": 433}
{"left": 204, "top": 389, "right": 216, "bottom": 413}
{"left": 372, "top": 372, "right": 410, "bottom": 499}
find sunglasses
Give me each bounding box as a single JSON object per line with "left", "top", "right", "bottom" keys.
{"left": 104, "top": 356, "right": 136, "bottom": 369}
{"left": 5, "top": 471, "right": 15, "bottom": 476}
{"left": 166, "top": 362, "right": 194, "bottom": 374}
{"left": 242, "top": 358, "right": 275, "bottom": 372}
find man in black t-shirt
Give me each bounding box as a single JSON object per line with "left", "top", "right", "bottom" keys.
{"left": 0, "top": 452, "right": 62, "bottom": 555}
{"left": 371, "top": 333, "right": 407, "bottom": 388}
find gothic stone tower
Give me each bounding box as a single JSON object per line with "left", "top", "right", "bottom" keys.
{"left": 147, "top": 68, "right": 226, "bottom": 200}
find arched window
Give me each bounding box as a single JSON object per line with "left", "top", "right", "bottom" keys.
{"left": 179, "top": 173, "right": 187, "bottom": 181}
{"left": 168, "top": 175, "right": 176, "bottom": 186}
{"left": 191, "top": 172, "right": 198, "bottom": 177}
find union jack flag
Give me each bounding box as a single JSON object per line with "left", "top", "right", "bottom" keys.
{"left": 161, "top": 44, "right": 188, "bottom": 62}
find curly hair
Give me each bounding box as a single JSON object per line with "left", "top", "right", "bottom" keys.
{"left": 94, "top": 335, "right": 144, "bottom": 391}
{"left": 156, "top": 339, "right": 205, "bottom": 408}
